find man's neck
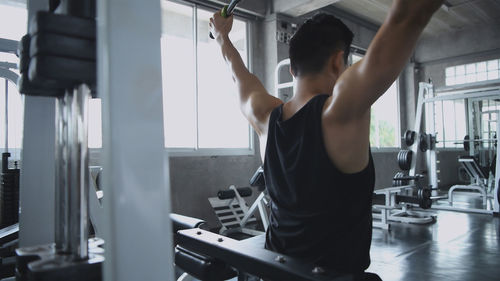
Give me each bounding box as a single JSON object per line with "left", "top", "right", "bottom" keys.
{"left": 293, "top": 74, "right": 335, "bottom": 100}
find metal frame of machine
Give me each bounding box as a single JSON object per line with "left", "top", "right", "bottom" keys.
{"left": 413, "top": 83, "right": 499, "bottom": 215}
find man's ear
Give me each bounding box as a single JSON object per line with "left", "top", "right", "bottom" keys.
{"left": 328, "top": 51, "right": 345, "bottom": 75}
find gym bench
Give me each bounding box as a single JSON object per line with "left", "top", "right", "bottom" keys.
{"left": 171, "top": 213, "right": 379, "bottom": 281}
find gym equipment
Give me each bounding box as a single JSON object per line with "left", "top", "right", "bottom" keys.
{"left": 171, "top": 213, "right": 371, "bottom": 281}
{"left": 463, "top": 135, "right": 481, "bottom": 152}
{"left": 397, "top": 150, "right": 413, "bottom": 171}
{"left": 17, "top": 10, "right": 97, "bottom": 98}
{"left": 0, "top": 224, "right": 19, "bottom": 279}
{"left": 392, "top": 171, "right": 409, "bottom": 186}
{"left": 0, "top": 153, "right": 19, "bottom": 228}
{"left": 403, "top": 130, "right": 416, "bottom": 146}
{"left": 418, "top": 133, "right": 435, "bottom": 152}
{"left": 209, "top": 0, "right": 244, "bottom": 39}
{"left": 209, "top": 167, "right": 269, "bottom": 237}
{"left": 14, "top": 1, "right": 103, "bottom": 280}
{"left": 373, "top": 174, "right": 434, "bottom": 230}
{"left": 412, "top": 83, "right": 500, "bottom": 215}
{"left": 447, "top": 156, "right": 489, "bottom": 206}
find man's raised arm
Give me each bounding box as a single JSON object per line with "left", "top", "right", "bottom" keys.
{"left": 210, "top": 12, "right": 282, "bottom": 136}
{"left": 326, "top": 0, "right": 444, "bottom": 121}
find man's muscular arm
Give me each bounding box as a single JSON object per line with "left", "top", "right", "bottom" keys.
{"left": 210, "top": 12, "right": 282, "bottom": 136}
{"left": 325, "top": 0, "right": 444, "bottom": 122}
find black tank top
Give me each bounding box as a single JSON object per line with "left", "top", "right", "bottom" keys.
{"left": 263, "top": 94, "right": 375, "bottom": 274}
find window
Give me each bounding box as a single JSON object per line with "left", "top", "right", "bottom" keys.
{"left": 0, "top": 3, "right": 27, "bottom": 159}
{"left": 425, "top": 99, "right": 467, "bottom": 148}
{"left": 350, "top": 53, "right": 400, "bottom": 148}
{"left": 478, "top": 100, "right": 498, "bottom": 150}
{"left": 0, "top": 3, "right": 27, "bottom": 42}
{"left": 0, "top": 2, "right": 102, "bottom": 150}
{"left": 88, "top": 98, "right": 102, "bottom": 148}
{"left": 161, "top": 1, "right": 251, "bottom": 152}
{"left": 0, "top": 79, "right": 24, "bottom": 153}
{"left": 445, "top": 59, "right": 500, "bottom": 86}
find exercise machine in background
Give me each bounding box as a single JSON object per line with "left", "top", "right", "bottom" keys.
{"left": 209, "top": 167, "right": 269, "bottom": 238}
{"left": 407, "top": 83, "right": 499, "bottom": 215}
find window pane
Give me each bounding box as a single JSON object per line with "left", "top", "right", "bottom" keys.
{"left": 454, "top": 100, "right": 467, "bottom": 147}
{"left": 370, "top": 82, "right": 398, "bottom": 147}
{"left": 196, "top": 8, "right": 249, "bottom": 148}
{"left": 442, "top": 100, "right": 456, "bottom": 147}
{"left": 476, "top": 62, "right": 487, "bottom": 73}
{"left": 162, "top": 1, "right": 197, "bottom": 148}
{"left": 352, "top": 54, "right": 362, "bottom": 65}
{"left": 487, "top": 60, "right": 498, "bottom": 71}
{"left": 445, "top": 67, "right": 455, "bottom": 77}
{"left": 465, "top": 73, "right": 477, "bottom": 83}
{"left": 0, "top": 79, "right": 24, "bottom": 153}
{"left": 88, "top": 98, "right": 102, "bottom": 148}
{"left": 477, "top": 72, "right": 487, "bottom": 82}
{"left": 466, "top": 63, "right": 475, "bottom": 74}
{"left": 0, "top": 3, "right": 27, "bottom": 41}
{"left": 456, "top": 65, "right": 465, "bottom": 76}
{"left": 435, "top": 101, "right": 444, "bottom": 148}
{"left": 487, "top": 70, "right": 499, "bottom": 80}
{"left": 446, "top": 77, "right": 456, "bottom": 86}
{"left": 456, "top": 75, "right": 466, "bottom": 84}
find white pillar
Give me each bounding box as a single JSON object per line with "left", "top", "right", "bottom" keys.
{"left": 97, "top": 0, "right": 173, "bottom": 280}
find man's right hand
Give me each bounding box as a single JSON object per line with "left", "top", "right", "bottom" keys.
{"left": 210, "top": 11, "right": 234, "bottom": 42}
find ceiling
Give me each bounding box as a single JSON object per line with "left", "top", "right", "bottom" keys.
{"left": 326, "top": 0, "right": 500, "bottom": 35}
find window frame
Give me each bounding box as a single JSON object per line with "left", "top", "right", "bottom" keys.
{"left": 163, "top": 0, "right": 255, "bottom": 157}
{"left": 425, "top": 97, "right": 468, "bottom": 151}
{"left": 444, "top": 59, "right": 500, "bottom": 89}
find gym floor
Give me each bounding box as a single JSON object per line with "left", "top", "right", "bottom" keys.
{"left": 369, "top": 195, "right": 500, "bottom": 281}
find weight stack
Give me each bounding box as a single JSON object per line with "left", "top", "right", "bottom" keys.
{"left": 0, "top": 153, "right": 20, "bottom": 228}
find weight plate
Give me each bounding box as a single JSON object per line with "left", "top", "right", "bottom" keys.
{"left": 404, "top": 130, "right": 416, "bottom": 146}
{"left": 419, "top": 134, "right": 428, "bottom": 152}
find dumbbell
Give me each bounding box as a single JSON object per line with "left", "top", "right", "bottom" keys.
{"left": 395, "top": 188, "right": 432, "bottom": 209}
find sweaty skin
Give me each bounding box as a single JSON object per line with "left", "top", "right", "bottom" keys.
{"left": 210, "top": 0, "right": 444, "bottom": 173}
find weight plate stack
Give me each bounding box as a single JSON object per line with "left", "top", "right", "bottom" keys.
{"left": 392, "top": 172, "right": 409, "bottom": 187}
{"left": 0, "top": 170, "right": 20, "bottom": 228}
{"left": 17, "top": 11, "right": 97, "bottom": 98}
{"left": 397, "top": 150, "right": 413, "bottom": 171}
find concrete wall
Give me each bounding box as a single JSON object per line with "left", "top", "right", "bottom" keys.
{"left": 169, "top": 151, "right": 262, "bottom": 226}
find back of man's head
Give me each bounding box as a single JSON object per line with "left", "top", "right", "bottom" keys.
{"left": 289, "top": 13, "right": 354, "bottom": 77}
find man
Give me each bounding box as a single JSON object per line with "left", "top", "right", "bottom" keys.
{"left": 210, "top": 0, "right": 443, "bottom": 278}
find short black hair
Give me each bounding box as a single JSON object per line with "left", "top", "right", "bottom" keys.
{"left": 289, "top": 13, "right": 354, "bottom": 77}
